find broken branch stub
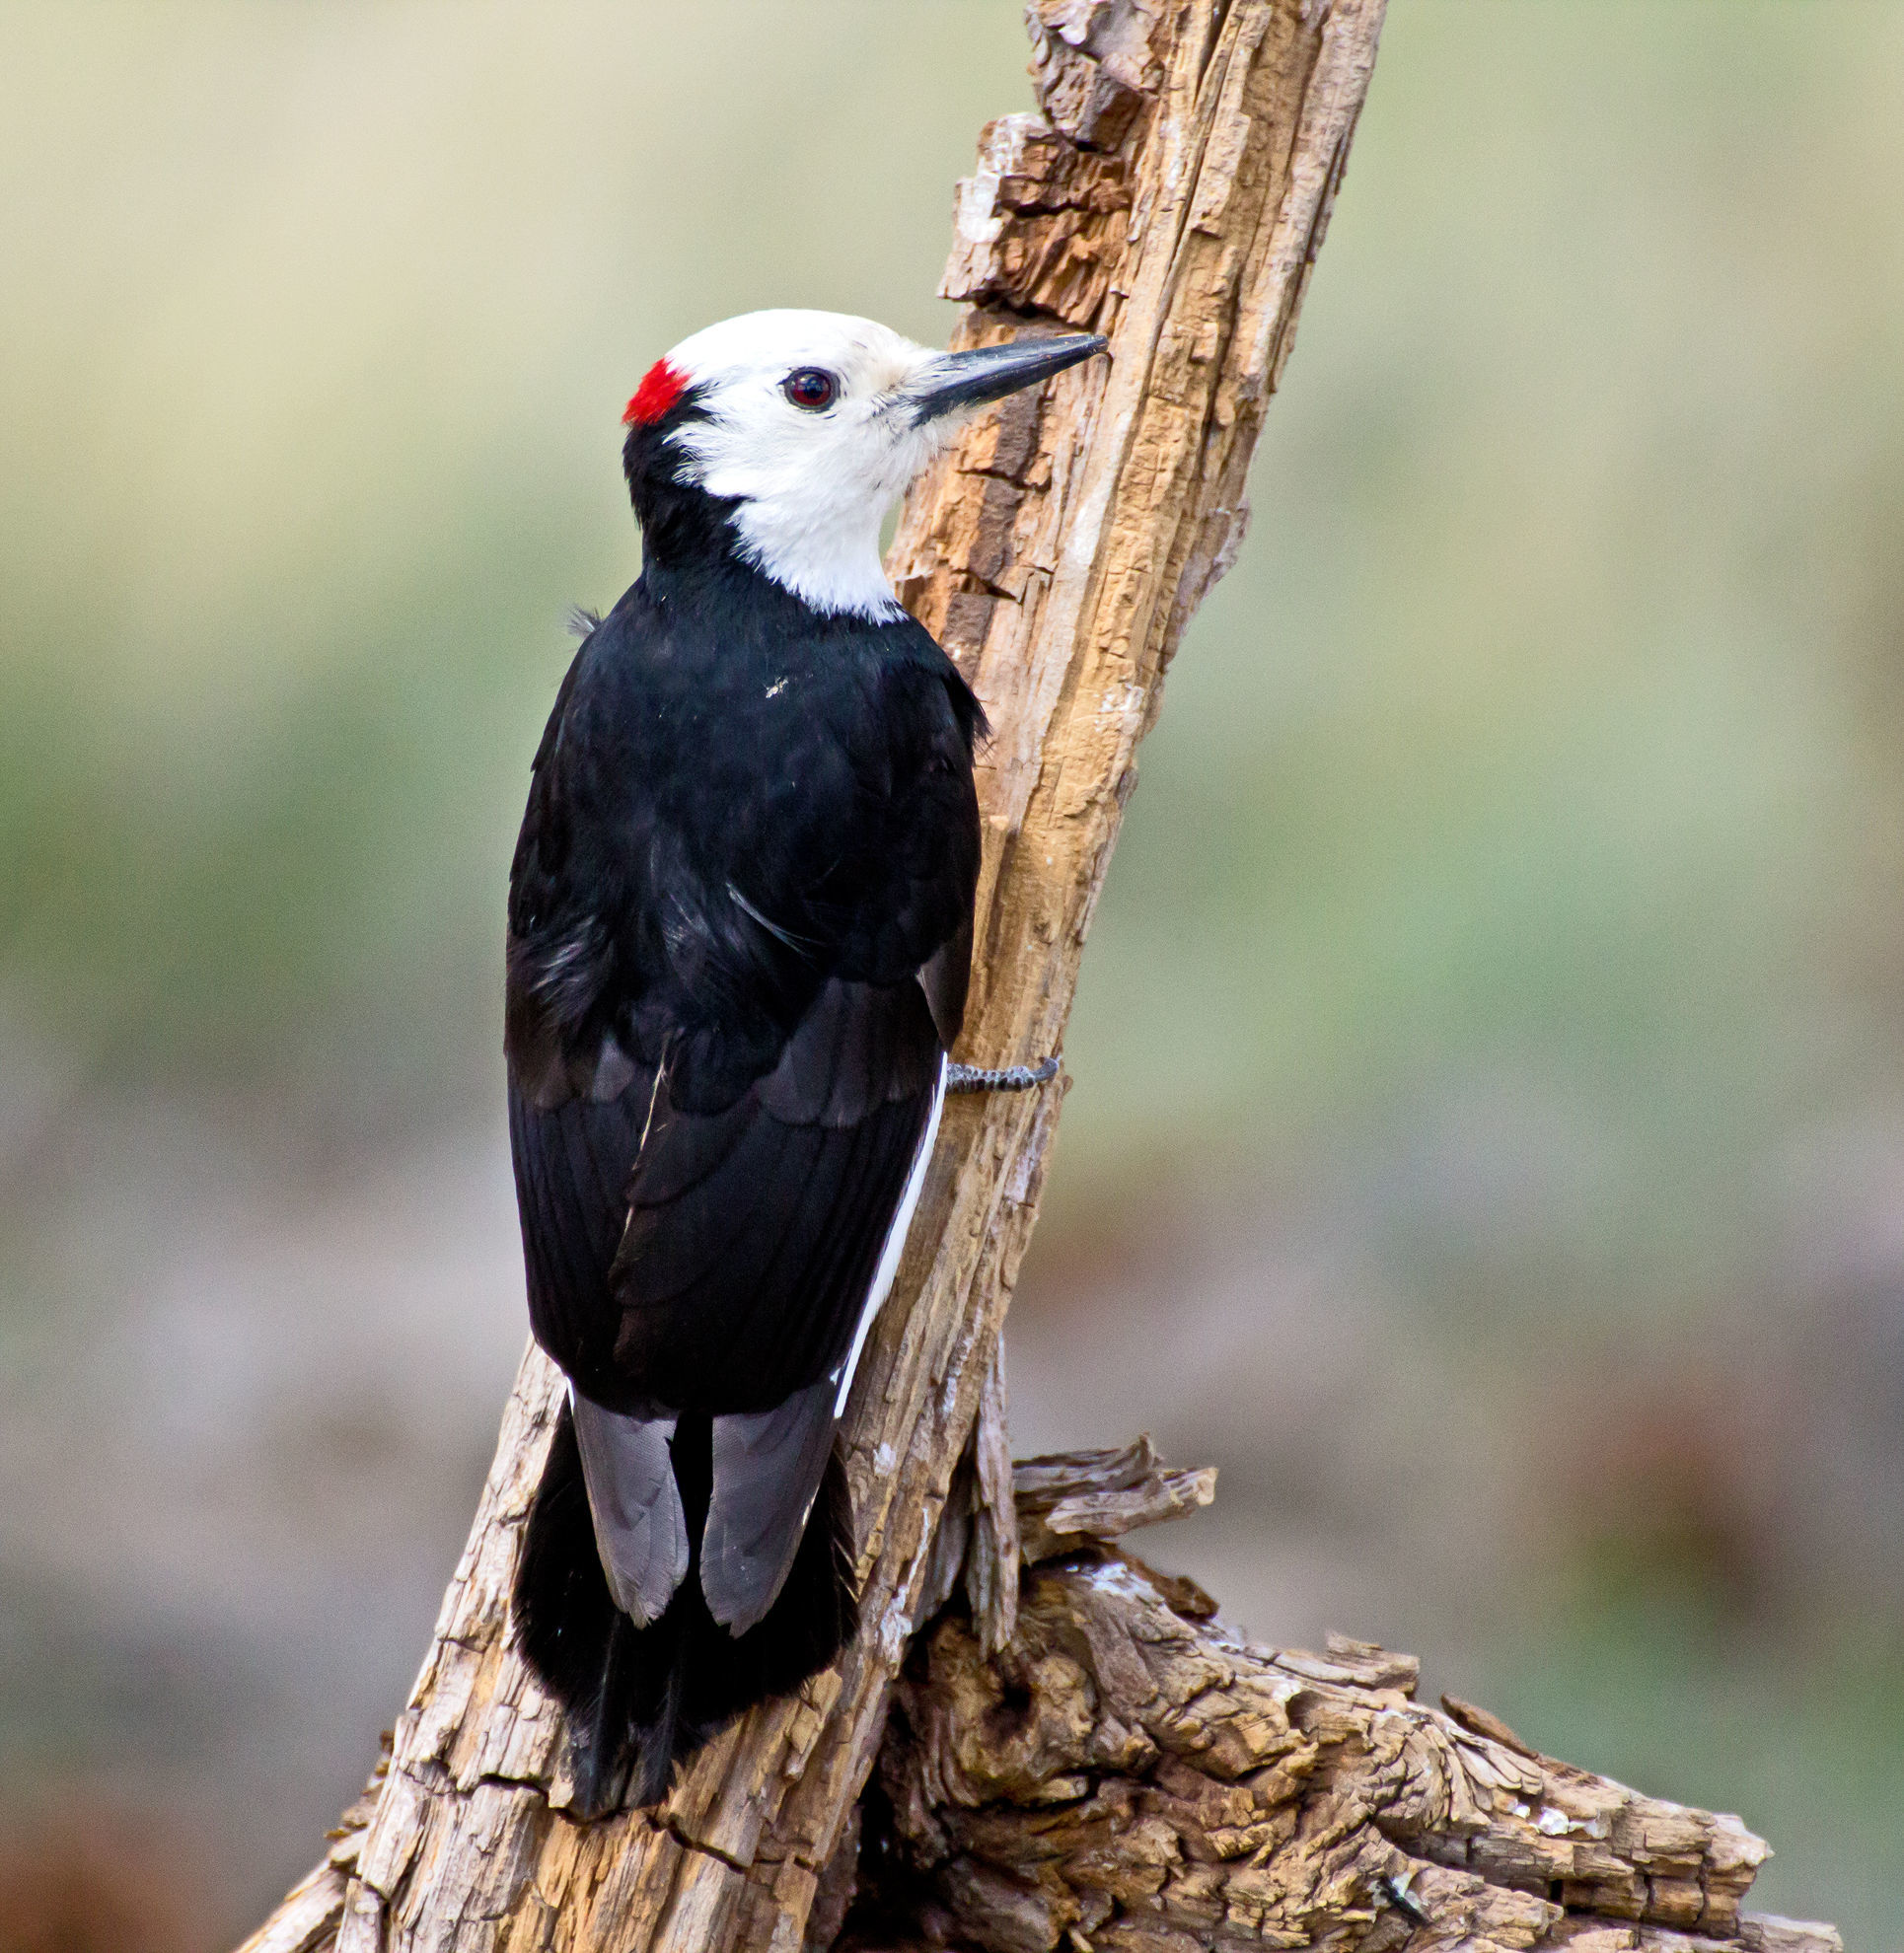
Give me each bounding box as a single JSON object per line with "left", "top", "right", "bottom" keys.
{"left": 1013, "top": 1435, "right": 1219, "bottom": 1563}
{"left": 858, "top": 1534, "right": 1844, "bottom": 1953}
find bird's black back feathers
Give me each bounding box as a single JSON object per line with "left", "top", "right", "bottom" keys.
{"left": 507, "top": 563, "right": 983, "bottom": 1107}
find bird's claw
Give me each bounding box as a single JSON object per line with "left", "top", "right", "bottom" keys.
{"left": 945, "top": 1053, "right": 1061, "bottom": 1095}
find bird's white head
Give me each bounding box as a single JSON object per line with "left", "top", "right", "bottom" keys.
{"left": 622, "top": 309, "right": 1105, "bottom": 619}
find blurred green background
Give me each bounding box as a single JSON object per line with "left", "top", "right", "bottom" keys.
{"left": 2, "top": 2, "right": 1901, "bottom": 1944}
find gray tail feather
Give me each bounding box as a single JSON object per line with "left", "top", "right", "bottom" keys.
{"left": 570, "top": 1393, "right": 691, "bottom": 1627}
{"left": 702, "top": 1379, "right": 838, "bottom": 1635}
{"left": 513, "top": 1401, "right": 858, "bottom": 1817}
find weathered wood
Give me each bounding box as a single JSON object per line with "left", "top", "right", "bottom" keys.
{"left": 232, "top": 2, "right": 1410, "bottom": 1944}
{"left": 251, "top": 1445, "right": 1841, "bottom": 1952}
{"left": 824, "top": 1444, "right": 1837, "bottom": 1951}
{"left": 1013, "top": 1435, "right": 1218, "bottom": 1563}
{"left": 857, "top": 1530, "right": 1845, "bottom": 1953}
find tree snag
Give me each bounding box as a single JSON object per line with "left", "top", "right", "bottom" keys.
{"left": 842, "top": 1447, "right": 1842, "bottom": 1953}
{"left": 236, "top": 4, "right": 1840, "bottom": 1949}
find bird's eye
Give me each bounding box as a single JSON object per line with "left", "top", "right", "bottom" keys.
{"left": 782, "top": 368, "right": 839, "bottom": 411}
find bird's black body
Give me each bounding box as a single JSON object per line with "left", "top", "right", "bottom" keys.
{"left": 505, "top": 372, "right": 985, "bottom": 1811}
{"left": 508, "top": 563, "right": 985, "bottom": 1398}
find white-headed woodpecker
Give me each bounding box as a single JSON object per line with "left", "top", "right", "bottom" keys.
{"left": 505, "top": 311, "right": 1106, "bottom": 1811}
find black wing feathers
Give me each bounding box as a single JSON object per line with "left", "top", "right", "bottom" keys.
{"left": 509, "top": 587, "right": 979, "bottom": 1117}
{"left": 614, "top": 1047, "right": 932, "bottom": 1410}
{"left": 506, "top": 578, "right": 979, "bottom": 1422}
{"left": 509, "top": 979, "right": 939, "bottom": 1417}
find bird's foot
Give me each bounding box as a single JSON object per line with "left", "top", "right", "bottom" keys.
{"left": 945, "top": 1054, "right": 1061, "bottom": 1095}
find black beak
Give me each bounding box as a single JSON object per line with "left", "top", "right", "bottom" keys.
{"left": 906, "top": 332, "right": 1108, "bottom": 426}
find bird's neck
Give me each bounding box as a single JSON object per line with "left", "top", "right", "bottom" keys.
{"left": 727, "top": 503, "right": 901, "bottom": 621}
{"left": 634, "top": 488, "right": 901, "bottom": 623}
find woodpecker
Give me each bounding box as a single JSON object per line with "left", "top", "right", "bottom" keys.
{"left": 505, "top": 309, "right": 1106, "bottom": 1812}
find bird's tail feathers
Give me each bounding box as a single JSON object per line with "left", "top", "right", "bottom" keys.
{"left": 513, "top": 1399, "right": 857, "bottom": 1817}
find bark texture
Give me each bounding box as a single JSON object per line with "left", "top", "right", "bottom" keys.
{"left": 229, "top": 5, "right": 1837, "bottom": 1950}
{"left": 844, "top": 1448, "right": 1843, "bottom": 1953}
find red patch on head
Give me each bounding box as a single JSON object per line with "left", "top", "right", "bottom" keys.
{"left": 623, "top": 358, "right": 688, "bottom": 427}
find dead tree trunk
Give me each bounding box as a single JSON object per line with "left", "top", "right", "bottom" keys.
{"left": 236, "top": 4, "right": 1838, "bottom": 1949}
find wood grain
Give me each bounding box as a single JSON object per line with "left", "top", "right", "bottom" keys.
{"left": 864, "top": 1535, "right": 1843, "bottom": 1953}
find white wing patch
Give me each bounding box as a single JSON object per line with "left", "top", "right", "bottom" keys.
{"left": 831, "top": 1055, "right": 947, "bottom": 1416}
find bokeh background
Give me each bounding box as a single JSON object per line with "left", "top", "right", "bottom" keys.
{"left": 2, "top": 2, "right": 1901, "bottom": 1944}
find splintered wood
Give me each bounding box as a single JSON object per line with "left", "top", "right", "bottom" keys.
{"left": 864, "top": 1546, "right": 1840, "bottom": 1953}
{"left": 235, "top": 3, "right": 1833, "bottom": 1950}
